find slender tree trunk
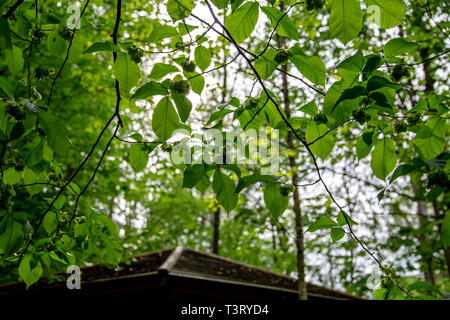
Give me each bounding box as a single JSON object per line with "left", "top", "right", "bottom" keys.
{"left": 212, "top": 207, "right": 220, "bottom": 254}
{"left": 432, "top": 200, "right": 450, "bottom": 278}
{"left": 276, "top": 32, "right": 307, "bottom": 300}
{"left": 272, "top": 225, "right": 278, "bottom": 265}
{"left": 211, "top": 13, "right": 227, "bottom": 255}
{"left": 412, "top": 183, "right": 437, "bottom": 284}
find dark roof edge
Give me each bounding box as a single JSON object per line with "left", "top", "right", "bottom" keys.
{"left": 181, "top": 247, "right": 364, "bottom": 300}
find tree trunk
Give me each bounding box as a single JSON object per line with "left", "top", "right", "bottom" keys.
{"left": 212, "top": 207, "right": 220, "bottom": 255}
{"left": 211, "top": 14, "right": 227, "bottom": 256}
{"left": 276, "top": 31, "right": 308, "bottom": 300}
{"left": 432, "top": 200, "right": 450, "bottom": 278}
{"left": 412, "top": 183, "right": 436, "bottom": 284}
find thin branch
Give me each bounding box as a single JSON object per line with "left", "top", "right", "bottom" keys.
{"left": 203, "top": 0, "right": 383, "bottom": 269}
{"left": 47, "top": 0, "right": 91, "bottom": 106}
{"left": 2, "top": 0, "right": 24, "bottom": 19}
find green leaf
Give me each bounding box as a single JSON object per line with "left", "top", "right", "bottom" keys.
{"left": 47, "top": 30, "right": 67, "bottom": 57}
{"left": 324, "top": 81, "right": 360, "bottom": 123}
{"left": 442, "top": 213, "right": 450, "bottom": 250}
{"left": 0, "top": 217, "right": 24, "bottom": 255}
{"left": 413, "top": 118, "right": 446, "bottom": 160}
{"left": 43, "top": 211, "right": 58, "bottom": 235}
{"left": 37, "top": 112, "right": 71, "bottom": 155}
{"left": 166, "top": 0, "right": 195, "bottom": 21}
{"left": 332, "top": 86, "right": 367, "bottom": 113}
{"left": 0, "top": 77, "right": 14, "bottom": 99}
{"left": 307, "top": 216, "right": 339, "bottom": 232}
{"left": 3, "top": 167, "right": 22, "bottom": 185}
{"left": 328, "top": 0, "right": 363, "bottom": 44}
{"left": 19, "top": 255, "right": 43, "bottom": 289}
{"left": 290, "top": 51, "right": 326, "bottom": 86}
{"left": 225, "top": 2, "right": 260, "bottom": 43}
{"left": 366, "top": 76, "right": 400, "bottom": 92}
{"left": 211, "top": 0, "right": 228, "bottom": 9}
{"left": 236, "top": 174, "right": 279, "bottom": 193}
{"left": 261, "top": 6, "right": 298, "bottom": 40}
{"left": 299, "top": 101, "right": 318, "bottom": 116}
{"left": 0, "top": 17, "right": 12, "bottom": 49}
{"left": 384, "top": 38, "right": 418, "bottom": 59}
{"left": 408, "top": 281, "right": 444, "bottom": 297}
{"left": 131, "top": 81, "right": 168, "bottom": 100}
{"left": 114, "top": 53, "right": 141, "bottom": 93}
{"left": 149, "top": 63, "right": 180, "bottom": 80}
{"left": 305, "top": 121, "right": 335, "bottom": 160}
{"left": 189, "top": 74, "right": 205, "bottom": 95}
{"left": 364, "top": 0, "right": 406, "bottom": 29}
{"left": 183, "top": 164, "right": 206, "bottom": 188}
{"left": 129, "top": 144, "right": 149, "bottom": 172}
{"left": 254, "top": 49, "right": 279, "bottom": 79}
{"left": 94, "top": 214, "right": 118, "bottom": 236}
{"left": 148, "top": 25, "right": 179, "bottom": 43}
{"left": 389, "top": 164, "right": 415, "bottom": 184}
{"left": 84, "top": 41, "right": 121, "bottom": 54}
{"left": 337, "top": 211, "right": 358, "bottom": 226}
{"left": 356, "top": 132, "right": 375, "bottom": 160}
{"left": 263, "top": 183, "right": 288, "bottom": 219}
{"left": 206, "top": 108, "right": 233, "bottom": 126}
{"left": 212, "top": 170, "right": 238, "bottom": 213}
{"left": 194, "top": 46, "right": 212, "bottom": 72}
{"left": 370, "top": 137, "right": 397, "bottom": 180}
{"left": 152, "top": 97, "right": 180, "bottom": 141}
{"left": 330, "top": 228, "right": 345, "bottom": 241}
{"left": 5, "top": 45, "right": 24, "bottom": 74}
{"left": 171, "top": 92, "right": 192, "bottom": 122}
{"left": 23, "top": 168, "right": 45, "bottom": 196}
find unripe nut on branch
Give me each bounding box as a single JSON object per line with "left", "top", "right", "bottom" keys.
{"left": 280, "top": 184, "right": 295, "bottom": 196}
{"left": 5, "top": 101, "right": 26, "bottom": 121}
{"left": 274, "top": 50, "right": 291, "bottom": 64}
{"left": 244, "top": 98, "right": 259, "bottom": 110}
{"left": 181, "top": 60, "right": 196, "bottom": 73}
{"left": 306, "top": 0, "right": 325, "bottom": 11}
{"left": 171, "top": 80, "right": 191, "bottom": 95}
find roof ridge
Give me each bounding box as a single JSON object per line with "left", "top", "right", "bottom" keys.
{"left": 159, "top": 246, "right": 185, "bottom": 273}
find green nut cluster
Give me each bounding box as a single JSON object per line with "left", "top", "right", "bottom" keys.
{"left": 280, "top": 184, "right": 296, "bottom": 197}
{"left": 36, "top": 127, "right": 46, "bottom": 137}
{"left": 175, "top": 42, "right": 186, "bottom": 50}
{"left": 391, "top": 65, "right": 409, "bottom": 82}
{"left": 274, "top": 49, "right": 291, "bottom": 64}
{"left": 29, "top": 28, "right": 46, "bottom": 44}
{"left": 244, "top": 97, "right": 259, "bottom": 110}
{"left": 0, "top": 183, "right": 15, "bottom": 211}
{"left": 14, "top": 158, "right": 25, "bottom": 171}
{"left": 48, "top": 171, "right": 63, "bottom": 183}
{"left": 34, "top": 67, "right": 50, "bottom": 80}
{"left": 181, "top": 60, "right": 196, "bottom": 73}
{"left": 380, "top": 265, "right": 397, "bottom": 290}
{"left": 161, "top": 144, "right": 173, "bottom": 152}
{"left": 127, "top": 44, "right": 144, "bottom": 64}
{"left": 406, "top": 112, "right": 421, "bottom": 126}
{"left": 306, "top": 0, "right": 325, "bottom": 11}
{"left": 58, "top": 27, "right": 73, "bottom": 41}
{"left": 427, "top": 171, "right": 450, "bottom": 190}
{"left": 314, "top": 112, "right": 328, "bottom": 124}
{"left": 394, "top": 120, "right": 408, "bottom": 134}
{"left": 352, "top": 108, "right": 371, "bottom": 125}
{"left": 5, "top": 101, "right": 26, "bottom": 121}
{"left": 171, "top": 80, "right": 191, "bottom": 95}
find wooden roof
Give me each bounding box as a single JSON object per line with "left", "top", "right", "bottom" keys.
{"left": 0, "top": 246, "right": 362, "bottom": 300}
